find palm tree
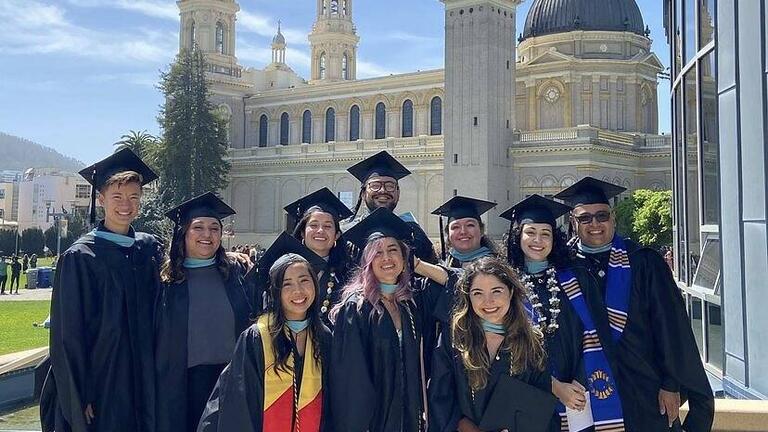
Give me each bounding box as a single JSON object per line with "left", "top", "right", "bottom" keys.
{"left": 114, "top": 130, "right": 160, "bottom": 168}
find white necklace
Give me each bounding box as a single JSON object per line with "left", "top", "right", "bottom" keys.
{"left": 518, "top": 266, "right": 561, "bottom": 336}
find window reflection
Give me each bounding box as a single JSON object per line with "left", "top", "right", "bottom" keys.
{"left": 691, "top": 296, "right": 704, "bottom": 357}
{"left": 684, "top": 69, "right": 700, "bottom": 278}
{"left": 699, "top": 0, "right": 716, "bottom": 48}
{"left": 700, "top": 51, "right": 719, "bottom": 225}
{"left": 707, "top": 302, "right": 723, "bottom": 370}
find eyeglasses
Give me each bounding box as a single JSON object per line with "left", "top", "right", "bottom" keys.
{"left": 573, "top": 211, "right": 612, "bottom": 224}
{"left": 366, "top": 181, "right": 397, "bottom": 192}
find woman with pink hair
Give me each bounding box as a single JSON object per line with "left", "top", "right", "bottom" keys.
{"left": 328, "top": 208, "right": 436, "bottom": 432}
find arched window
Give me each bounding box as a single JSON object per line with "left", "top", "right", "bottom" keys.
{"left": 190, "top": 21, "right": 196, "bottom": 47}
{"left": 330, "top": 0, "right": 339, "bottom": 14}
{"left": 258, "top": 114, "right": 268, "bottom": 147}
{"left": 430, "top": 96, "right": 443, "bottom": 135}
{"left": 401, "top": 100, "right": 414, "bottom": 137}
{"left": 215, "top": 22, "right": 225, "bottom": 54}
{"left": 342, "top": 54, "right": 349, "bottom": 80}
{"left": 375, "top": 102, "right": 386, "bottom": 139}
{"left": 349, "top": 105, "right": 360, "bottom": 141}
{"left": 325, "top": 108, "right": 336, "bottom": 142}
{"left": 280, "top": 112, "right": 290, "bottom": 145}
{"left": 302, "top": 110, "right": 312, "bottom": 143}
{"left": 319, "top": 53, "right": 327, "bottom": 79}
{"left": 342, "top": 0, "right": 347, "bottom": 15}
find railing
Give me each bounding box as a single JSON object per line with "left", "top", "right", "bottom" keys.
{"left": 228, "top": 135, "right": 444, "bottom": 159}
{"left": 514, "top": 125, "right": 671, "bottom": 149}
{"left": 518, "top": 128, "right": 578, "bottom": 142}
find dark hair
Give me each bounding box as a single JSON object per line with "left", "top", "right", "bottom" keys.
{"left": 160, "top": 219, "right": 231, "bottom": 283}
{"left": 451, "top": 257, "right": 546, "bottom": 391}
{"left": 291, "top": 205, "right": 350, "bottom": 271}
{"left": 443, "top": 218, "right": 501, "bottom": 266}
{"left": 266, "top": 254, "right": 323, "bottom": 376}
{"left": 504, "top": 221, "right": 569, "bottom": 270}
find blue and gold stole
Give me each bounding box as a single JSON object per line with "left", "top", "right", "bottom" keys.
{"left": 556, "top": 235, "right": 631, "bottom": 432}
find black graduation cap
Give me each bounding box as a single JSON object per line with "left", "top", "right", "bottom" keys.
{"left": 283, "top": 188, "right": 353, "bottom": 227}
{"left": 163, "top": 192, "right": 235, "bottom": 258}
{"left": 347, "top": 150, "right": 411, "bottom": 183}
{"left": 431, "top": 196, "right": 497, "bottom": 260}
{"left": 477, "top": 374, "right": 557, "bottom": 431}
{"left": 257, "top": 232, "right": 326, "bottom": 275}
{"left": 341, "top": 207, "right": 414, "bottom": 250}
{"left": 78, "top": 148, "right": 158, "bottom": 223}
{"left": 499, "top": 194, "right": 572, "bottom": 227}
{"left": 431, "top": 195, "right": 496, "bottom": 221}
{"left": 554, "top": 176, "right": 627, "bottom": 207}
{"left": 164, "top": 192, "right": 236, "bottom": 226}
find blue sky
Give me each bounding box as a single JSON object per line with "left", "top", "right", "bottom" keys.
{"left": 0, "top": 0, "right": 670, "bottom": 164}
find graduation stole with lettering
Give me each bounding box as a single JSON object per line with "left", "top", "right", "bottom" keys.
{"left": 555, "top": 235, "right": 631, "bottom": 432}
{"left": 257, "top": 314, "right": 323, "bottom": 432}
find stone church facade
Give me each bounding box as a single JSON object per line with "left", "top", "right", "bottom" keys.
{"left": 176, "top": 0, "right": 671, "bottom": 244}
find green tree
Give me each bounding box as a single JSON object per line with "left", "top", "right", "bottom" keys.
{"left": 114, "top": 130, "right": 159, "bottom": 164}
{"left": 133, "top": 189, "right": 173, "bottom": 242}
{"left": 155, "top": 46, "right": 230, "bottom": 209}
{"left": 0, "top": 229, "right": 19, "bottom": 255}
{"left": 20, "top": 228, "right": 45, "bottom": 255}
{"left": 632, "top": 189, "right": 673, "bottom": 248}
{"left": 44, "top": 226, "right": 57, "bottom": 254}
{"left": 44, "top": 211, "right": 88, "bottom": 255}
{"left": 613, "top": 197, "right": 636, "bottom": 239}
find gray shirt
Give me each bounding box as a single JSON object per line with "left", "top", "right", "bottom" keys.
{"left": 186, "top": 266, "right": 235, "bottom": 368}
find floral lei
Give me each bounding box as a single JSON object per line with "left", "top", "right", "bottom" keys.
{"left": 518, "top": 266, "right": 561, "bottom": 336}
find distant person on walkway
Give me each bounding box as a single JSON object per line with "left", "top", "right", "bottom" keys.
{"left": 31, "top": 253, "right": 38, "bottom": 268}
{"left": 0, "top": 256, "right": 8, "bottom": 294}
{"left": 10, "top": 256, "right": 21, "bottom": 294}
{"left": 22, "top": 253, "right": 29, "bottom": 274}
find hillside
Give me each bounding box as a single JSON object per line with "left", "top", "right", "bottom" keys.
{"left": 0, "top": 132, "right": 84, "bottom": 172}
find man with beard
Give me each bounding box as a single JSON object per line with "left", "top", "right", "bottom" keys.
{"left": 552, "top": 177, "right": 713, "bottom": 432}
{"left": 343, "top": 150, "right": 438, "bottom": 263}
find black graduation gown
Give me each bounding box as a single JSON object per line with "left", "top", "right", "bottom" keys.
{"left": 330, "top": 295, "right": 428, "bottom": 432}
{"left": 197, "top": 324, "right": 333, "bottom": 432}
{"left": 154, "top": 262, "right": 253, "bottom": 432}
{"left": 567, "top": 239, "right": 714, "bottom": 432}
{"left": 41, "top": 229, "right": 161, "bottom": 432}
{"left": 428, "top": 332, "right": 556, "bottom": 432}
{"left": 523, "top": 270, "right": 583, "bottom": 383}
{"left": 315, "top": 259, "right": 353, "bottom": 329}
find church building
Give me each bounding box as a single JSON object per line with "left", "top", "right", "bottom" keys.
{"left": 176, "top": 0, "right": 671, "bottom": 244}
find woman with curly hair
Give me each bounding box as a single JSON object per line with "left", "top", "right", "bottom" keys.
{"left": 198, "top": 232, "right": 332, "bottom": 432}
{"left": 500, "top": 194, "right": 591, "bottom": 428}
{"left": 329, "top": 208, "right": 441, "bottom": 432}
{"left": 428, "top": 257, "right": 557, "bottom": 432}
{"left": 155, "top": 193, "right": 253, "bottom": 432}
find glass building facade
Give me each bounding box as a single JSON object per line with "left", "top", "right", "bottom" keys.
{"left": 666, "top": 0, "right": 768, "bottom": 399}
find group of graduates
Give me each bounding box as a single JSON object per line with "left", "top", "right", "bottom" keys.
{"left": 39, "top": 148, "right": 715, "bottom": 432}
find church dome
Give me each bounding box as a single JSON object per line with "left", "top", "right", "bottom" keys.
{"left": 272, "top": 31, "right": 285, "bottom": 46}
{"left": 522, "top": 0, "right": 645, "bottom": 40}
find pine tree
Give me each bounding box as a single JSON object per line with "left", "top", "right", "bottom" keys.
{"left": 156, "top": 46, "right": 230, "bottom": 209}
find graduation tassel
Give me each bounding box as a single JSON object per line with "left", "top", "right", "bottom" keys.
{"left": 89, "top": 169, "right": 97, "bottom": 225}
{"left": 438, "top": 216, "right": 446, "bottom": 261}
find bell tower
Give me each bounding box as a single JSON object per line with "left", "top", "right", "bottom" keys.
{"left": 441, "top": 0, "right": 523, "bottom": 237}
{"left": 308, "top": 0, "right": 360, "bottom": 82}
{"left": 178, "top": 0, "right": 241, "bottom": 76}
